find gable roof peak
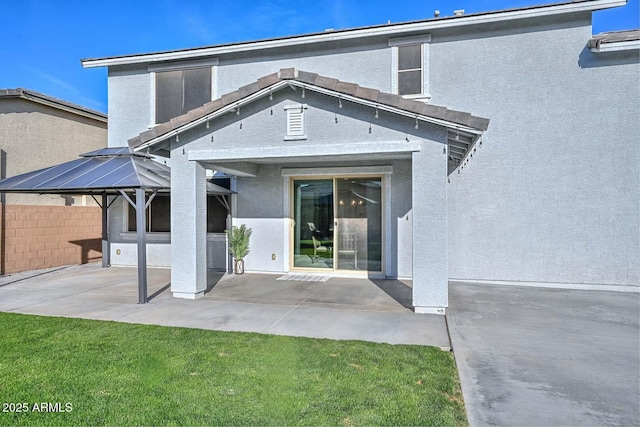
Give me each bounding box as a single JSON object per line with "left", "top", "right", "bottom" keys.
{"left": 130, "top": 68, "right": 490, "bottom": 151}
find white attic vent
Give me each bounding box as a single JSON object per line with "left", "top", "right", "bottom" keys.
{"left": 284, "top": 104, "right": 307, "bottom": 140}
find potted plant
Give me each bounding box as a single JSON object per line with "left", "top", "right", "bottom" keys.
{"left": 225, "top": 224, "right": 252, "bottom": 274}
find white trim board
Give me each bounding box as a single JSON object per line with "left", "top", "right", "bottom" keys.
{"left": 590, "top": 39, "right": 640, "bottom": 52}
{"left": 282, "top": 165, "right": 393, "bottom": 176}
{"left": 189, "top": 142, "right": 420, "bottom": 162}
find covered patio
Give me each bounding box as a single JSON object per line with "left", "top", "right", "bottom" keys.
{"left": 130, "top": 68, "right": 490, "bottom": 314}
{"left": 0, "top": 264, "right": 450, "bottom": 348}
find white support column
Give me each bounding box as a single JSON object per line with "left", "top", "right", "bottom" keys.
{"left": 171, "top": 154, "right": 208, "bottom": 299}
{"left": 412, "top": 137, "right": 448, "bottom": 314}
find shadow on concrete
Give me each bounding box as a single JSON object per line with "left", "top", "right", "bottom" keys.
{"left": 205, "top": 270, "right": 226, "bottom": 293}
{"left": 148, "top": 283, "right": 171, "bottom": 302}
{"left": 369, "top": 278, "right": 413, "bottom": 309}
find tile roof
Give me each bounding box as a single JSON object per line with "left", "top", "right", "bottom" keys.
{"left": 129, "top": 68, "right": 490, "bottom": 150}
{"left": 588, "top": 29, "right": 640, "bottom": 48}
{"left": 0, "top": 88, "right": 107, "bottom": 122}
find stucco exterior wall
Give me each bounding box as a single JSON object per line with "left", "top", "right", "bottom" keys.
{"left": 0, "top": 98, "right": 107, "bottom": 205}
{"left": 216, "top": 43, "right": 391, "bottom": 98}
{"left": 432, "top": 16, "right": 640, "bottom": 286}
{"left": 107, "top": 66, "right": 151, "bottom": 147}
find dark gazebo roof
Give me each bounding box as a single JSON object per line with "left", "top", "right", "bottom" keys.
{"left": 0, "top": 147, "right": 231, "bottom": 195}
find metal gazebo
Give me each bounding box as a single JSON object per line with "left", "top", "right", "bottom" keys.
{"left": 0, "top": 148, "right": 231, "bottom": 303}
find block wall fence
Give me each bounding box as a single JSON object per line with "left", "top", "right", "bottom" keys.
{"left": 0, "top": 204, "right": 102, "bottom": 275}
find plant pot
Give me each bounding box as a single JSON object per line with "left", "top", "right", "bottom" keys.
{"left": 234, "top": 259, "right": 245, "bottom": 275}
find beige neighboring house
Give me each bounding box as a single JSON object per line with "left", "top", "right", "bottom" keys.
{"left": 0, "top": 88, "right": 107, "bottom": 274}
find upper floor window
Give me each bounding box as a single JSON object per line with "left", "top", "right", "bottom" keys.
{"left": 397, "top": 44, "right": 422, "bottom": 96}
{"left": 155, "top": 67, "right": 212, "bottom": 124}
{"left": 389, "top": 35, "right": 431, "bottom": 99}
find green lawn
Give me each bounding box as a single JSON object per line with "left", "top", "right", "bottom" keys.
{"left": 0, "top": 312, "right": 467, "bottom": 426}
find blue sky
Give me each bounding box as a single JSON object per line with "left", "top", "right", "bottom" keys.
{"left": 1, "top": 0, "right": 638, "bottom": 113}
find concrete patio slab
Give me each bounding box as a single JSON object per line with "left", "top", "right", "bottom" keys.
{"left": 207, "top": 273, "right": 412, "bottom": 312}
{"left": 0, "top": 264, "right": 450, "bottom": 349}
{"left": 448, "top": 282, "right": 640, "bottom": 427}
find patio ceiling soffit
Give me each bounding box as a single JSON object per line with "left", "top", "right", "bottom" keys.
{"left": 129, "top": 68, "right": 490, "bottom": 166}
{"left": 189, "top": 140, "right": 422, "bottom": 165}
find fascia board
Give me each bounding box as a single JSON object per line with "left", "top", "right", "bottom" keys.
{"left": 590, "top": 39, "right": 640, "bottom": 52}
{"left": 23, "top": 94, "right": 106, "bottom": 122}
{"left": 188, "top": 141, "right": 422, "bottom": 162}
{"left": 82, "top": 0, "right": 627, "bottom": 68}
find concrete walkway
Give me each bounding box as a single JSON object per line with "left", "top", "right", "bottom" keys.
{"left": 0, "top": 264, "right": 450, "bottom": 349}
{"left": 448, "top": 282, "right": 640, "bottom": 426}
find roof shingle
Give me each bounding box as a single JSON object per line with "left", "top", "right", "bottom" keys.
{"left": 588, "top": 29, "right": 640, "bottom": 48}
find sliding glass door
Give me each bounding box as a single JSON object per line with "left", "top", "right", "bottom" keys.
{"left": 293, "top": 179, "right": 334, "bottom": 269}
{"left": 335, "top": 177, "right": 382, "bottom": 271}
{"left": 292, "top": 176, "right": 382, "bottom": 272}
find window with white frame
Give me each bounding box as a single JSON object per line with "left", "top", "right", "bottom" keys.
{"left": 397, "top": 44, "right": 422, "bottom": 95}
{"left": 389, "top": 35, "right": 431, "bottom": 98}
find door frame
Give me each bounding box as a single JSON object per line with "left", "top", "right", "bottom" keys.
{"left": 282, "top": 166, "right": 393, "bottom": 277}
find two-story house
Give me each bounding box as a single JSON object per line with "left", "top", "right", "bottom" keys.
{"left": 81, "top": 0, "right": 639, "bottom": 314}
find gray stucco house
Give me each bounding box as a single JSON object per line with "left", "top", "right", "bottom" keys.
{"left": 81, "top": 0, "right": 639, "bottom": 314}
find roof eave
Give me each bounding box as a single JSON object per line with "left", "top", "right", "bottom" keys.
{"left": 82, "top": 0, "right": 627, "bottom": 69}
{"left": 590, "top": 39, "right": 640, "bottom": 52}
{"left": 0, "top": 88, "right": 107, "bottom": 122}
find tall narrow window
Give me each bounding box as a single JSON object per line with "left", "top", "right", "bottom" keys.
{"left": 155, "top": 67, "right": 211, "bottom": 123}
{"left": 389, "top": 34, "right": 430, "bottom": 98}
{"left": 397, "top": 44, "right": 422, "bottom": 96}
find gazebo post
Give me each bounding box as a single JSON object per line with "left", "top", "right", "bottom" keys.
{"left": 136, "top": 188, "right": 148, "bottom": 304}
{"left": 101, "top": 192, "right": 110, "bottom": 268}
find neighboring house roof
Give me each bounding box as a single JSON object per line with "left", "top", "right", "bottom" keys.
{"left": 81, "top": 0, "right": 626, "bottom": 68}
{"left": 588, "top": 29, "right": 640, "bottom": 52}
{"left": 0, "top": 88, "right": 107, "bottom": 122}
{"left": 0, "top": 148, "right": 230, "bottom": 195}
{"left": 129, "top": 68, "right": 490, "bottom": 155}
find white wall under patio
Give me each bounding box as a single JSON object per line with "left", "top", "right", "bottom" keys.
{"left": 231, "top": 159, "right": 413, "bottom": 278}
{"left": 107, "top": 235, "right": 227, "bottom": 270}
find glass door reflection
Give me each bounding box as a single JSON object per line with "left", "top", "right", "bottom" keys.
{"left": 293, "top": 179, "right": 334, "bottom": 269}
{"left": 335, "top": 177, "right": 382, "bottom": 271}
